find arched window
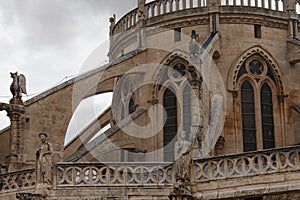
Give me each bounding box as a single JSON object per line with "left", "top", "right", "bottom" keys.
{"left": 163, "top": 88, "right": 178, "bottom": 162}
{"left": 260, "top": 83, "right": 275, "bottom": 149}
{"left": 241, "top": 80, "right": 257, "bottom": 152}
{"left": 238, "top": 57, "right": 277, "bottom": 152}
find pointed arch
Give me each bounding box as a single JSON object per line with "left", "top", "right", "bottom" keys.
{"left": 227, "top": 45, "right": 284, "bottom": 93}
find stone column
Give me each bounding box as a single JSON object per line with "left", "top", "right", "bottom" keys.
{"left": 0, "top": 103, "right": 25, "bottom": 172}
{"left": 137, "top": 0, "right": 147, "bottom": 50}
{"left": 284, "top": 0, "right": 299, "bottom": 39}
{"left": 207, "top": 0, "right": 220, "bottom": 33}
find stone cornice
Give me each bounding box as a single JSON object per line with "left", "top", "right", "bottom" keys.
{"left": 220, "top": 15, "right": 288, "bottom": 30}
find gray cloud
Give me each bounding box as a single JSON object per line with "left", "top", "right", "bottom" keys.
{"left": 0, "top": 0, "right": 137, "bottom": 129}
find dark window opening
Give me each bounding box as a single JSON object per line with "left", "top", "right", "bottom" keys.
{"left": 174, "top": 28, "right": 181, "bottom": 42}
{"left": 129, "top": 98, "right": 135, "bottom": 114}
{"left": 261, "top": 83, "right": 275, "bottom": 149}
{"left": 241, "top": 80, "right": 257, "bottom": 152}
{"left": 172, "top": 64, "right": 186, "bottom": 78}
{"left": 163, "top": 88, "right": 178, "bottom": 162}
{"left": 254, "top": 24, "right": 261, "bottom": 38}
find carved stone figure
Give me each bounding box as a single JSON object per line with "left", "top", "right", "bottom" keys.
{"left": 36, "top": 133, "right": 53, "bottom": 185}
{"left": 189, "top": 30, "right": 200, "bottom": 56}
{"left": 10, "top": 72, "right": 27, "bottom": 101}
{"left": 109, "top": 14, "right": 116, "bottom": 36}
{"left": 174, "top": 131, "right": 192, "bottom": 183}
{"left": 138, "top": 0, "right": 146, "bottom": 21}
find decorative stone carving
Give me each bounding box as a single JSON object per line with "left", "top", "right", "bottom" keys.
{"left": 138, "top": 0, "right": 146, "bottom": 21}
{"left": 109, "top": 14, "right": 116, "bottom": 36}
{"left": 174, "top": 131, "right": 192, "bottom": 184}
{"left": 189, "top": 30, "right": 200, "bottom": 57}
{"left": 10, "top": 72, "right": 27, "bottom": 105}
{"left": 16, "top": 193, "right": 46, "bottom": 200}
{"left": 36, "top": 133, "right": 53, "bottom": 185}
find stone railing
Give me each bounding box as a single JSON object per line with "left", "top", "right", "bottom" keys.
{"left": 55, "top": 162, "right": 173, "bottom": 187}
{"left": 220, "top": 0, "right": 284, "bottom": 11}
{"left": 0, "top": 169, "right": 35, "bottom": 192}
{"left": 112, "top": 9, "right": 139, "bottom": 35}
{"left": 112, "top": 0, "right": 208, "bottom": 35}
{"left": 145, "top": 0, "right": 207, "bottom": 19}
{"left": 112, "top": 0, "right": 293, "bottom": 35}
{"left": 195, "top": 145, "right": 300, "bottom": 182}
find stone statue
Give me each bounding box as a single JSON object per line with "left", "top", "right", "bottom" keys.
{"left": 138, "top": 0, "right": 146, "bottom": 21}
{"left": 10, "top": 72, "right": 27, "bottom": 101}
{"left": 189, "top": 30, "right": 200, "bottom": 56}
{"left": 109, "top": 14, "right": 116, "bottom": 36}
{"left": 36, "top": 133, "right": 53, "bottom": 185}
{"left": 174, "top": 131, "right": 192, "bottom": 183}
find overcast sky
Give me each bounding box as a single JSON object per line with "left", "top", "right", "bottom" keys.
{"left": 0, "top": 0, "right": 139, "bottom": 137}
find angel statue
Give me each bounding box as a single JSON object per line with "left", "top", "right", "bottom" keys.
{"left": 10, "top": 72, "right": 27, "bottom": 102}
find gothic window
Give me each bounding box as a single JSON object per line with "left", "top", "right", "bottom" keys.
{"left": 159, "top": 59, "right": 193, "bottom": 162}
{"left": 238, "top": 56, "right": 277, "bottom": 152}
{"left": 163, "top": 88, "right": 178, "bottom": 162}
{"left": 261, "top": 83, "right": 275, "bottom": 149}
{"left": 241, "top": 80, "right": 257, "bottom": 152}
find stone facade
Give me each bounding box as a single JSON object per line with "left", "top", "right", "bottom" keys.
{"left": 1, "top": 0, "right": 300, "bottom": 199}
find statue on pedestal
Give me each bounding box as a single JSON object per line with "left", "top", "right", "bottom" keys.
{"left": 10, "top": 72, "right": 27, "bottom": 104}
{"left": 36, "top": 133, "right": 53, "bottom": 185}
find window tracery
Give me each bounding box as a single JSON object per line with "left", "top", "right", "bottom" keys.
{"left": 237, "top": 55, "right": 277, "bottom": 152}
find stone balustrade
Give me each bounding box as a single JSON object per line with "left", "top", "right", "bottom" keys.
{"left": 220, "top": 0, "right": 284, "bottom": 11}
{"left": 0, "top": 169, "right": 35, "bottom": 192}
{"left": 195, "top": 145, "right": 300, "bottom": 182}
{"left": 55, "top": 145, "right": 300, "bottom": 188}
{"left": 111, "top": 0, "right": 294, "bottom": 35}
{"left": 55, "top": 162, "right": 173, "bottom": 187}
{"left": 1, "top": 146, "right": 300, "bottom": 194}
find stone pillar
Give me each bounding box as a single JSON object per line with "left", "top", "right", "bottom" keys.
{"left": 207, "top": 0, "right": 220, "bottom": 33}
{"left": 137, "top": 0, "right": 146, "bottom": 50}
{"left": 0, "top": 103, "right": 25, "bottom": 172}
{"left": 284, "top": 0, "right": 299, "bottom": 39}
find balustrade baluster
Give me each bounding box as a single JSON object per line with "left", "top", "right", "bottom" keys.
{"left": 268, "top": 0, "right": 272, "bottom": 9}
{"left": 183, "top": 0, "right": 187, "bottom": 9}
{"left": 157, "top": 3, "right": 161, "bottom": 15}
{"left": 275, "top": 0, "right": 279, "bottom": 11}
{"left": 176, "top": 0, "right": 180, "bottom": 11}
{"left": 152, "top": 5, "right": 155, "bottom": 17}
{"left": 163, "top": 0, "right": 167, "bottom": 14}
